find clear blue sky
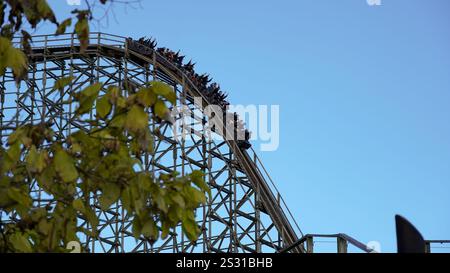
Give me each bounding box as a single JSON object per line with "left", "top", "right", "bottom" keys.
{"left": 43, "top": 0, "right": 450, "bottom": 252}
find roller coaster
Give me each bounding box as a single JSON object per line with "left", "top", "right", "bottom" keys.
{"left": 0, "top": 32, "right": 303, "bottom": 253}
{"left": 1, "top": 33, "right": 447, "bottom": 253}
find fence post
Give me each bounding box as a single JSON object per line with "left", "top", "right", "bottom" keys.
{"left": 306, "top": 236, "right": 314, "bottom": 253}
{"left": 337, "top": 237, "right": 348, "bottom": 253}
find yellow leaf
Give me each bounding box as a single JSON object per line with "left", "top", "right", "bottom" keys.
{"left": 136, "top": 87, "right": 156, "bottom": 107}
{"left": 96, "top": 95, "right": 111, "bottom": 119}
{"left": 0, "top": 37, "right": 27, "bottom": 77}
{"left": 154, "top": 100, "right": 168, "bottom": 119}
{"left": 56, "top": 18, "right": 72, "bottom": 35}
{"left": 141, "top": 218, "right": 158, "bottom": 240}
{"left": 54, "top": 148, "right": 78, "bottom": 182}
{"left": 72, "top": 199, "right": 85, "bottom": 212}
{"left": 9, "top": 232, "right": 32, "bottom": 253}
{"left": 53, "top": 76, "right": 74, "bottom": 91}
{"left": 75, "top": 17, "right": 89, "bottom": 52}
{"left": 99, "top": 183, "right": 121, "bottom": 210}
{"left": 75, "top": 83, "right": 103, "bottom": 115}
{"left": 132, "top": 217, "right": 142, "bottom": 239}
{"left": 125, "top": 105, "right": 148, "bottom": 132}
{"left": 151, "top": 81, "right": 176, "bottom": 104}
{"left": 110, "top": 114, "right": 126, "bottom": 129}
{"left": 37, "top": 0, "right": 56, "bottom": 23}
{"left": 6, "top": 142, "right": 21, "bottom": 165}
{"left": 25, "top": 145, "right": 47, "bottom": 173}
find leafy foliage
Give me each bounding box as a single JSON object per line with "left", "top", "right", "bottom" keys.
{"left": 0, "top": 0, "right": 96, "bottom": 80}
{"left": 0, "top": 78, "right": 210, "bottom": 252}
{"left": 0, "top": 37, "right": 27, "bottom": 79}
{"left": 0, "top": 1, "right": 210, "bottom": 253}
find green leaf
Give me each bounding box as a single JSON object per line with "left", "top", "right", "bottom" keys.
{"left": 74, "top": 16, "right": 89, "bottom": 52}
{"left": 0, "top": 37, "right": 27, "bottom": 77}
{"left": 154, "top": 100, "right": 168, "bottom": 119}
{"left": 7, "top": 127, "right": 26, "bottom": 145}
{"left": 7, "top": 187, "right": 32, "bottom": 207}
{"left": 82, "top": 82, "right": 103, "bottom": 96}
{"left": 190, "top": 170, "right": 211, "bottom": 196}
{"left": 99, "top": 183, "right": 121, "bottom": 210}
{"left": 125, "top": 105, "right": 148, "bottom": 132}
{"left": 168, "top": 206, "right": 181, "bottom": 222}
{"left": 36, "top": 164, "right": 56, "bottom": 190}
{"left": 36, "top": 0, "right": 57, "bottom": 23}
{"left": 54, "top": 147, "right": 78, "bottom": 182}
{"left": 151, "top": 81, "right": 176, "bottom": 104}
{"left": 187, "top": 187, "right": 207, "bottom": 205}
{"left": 136, "top": 87, "right": 157, "bottom": 107}
{"left": 110, "top": 114, "right": 126, "bottom": 129}
{"left": 9, "top": 47, "right": 28, "bottom": 77}
{"left": 161, "top": 220, "right": 170, "bottom": 239}
{"left": 30, "top": 208, "right": 47, "bottom": 222}
{"left": 75, "top": 83, "right": 102, "bottom": 115}
{"left": 37, "top": 219, "right": 52, "bottom": 236}
{"left": 132, "top": 217, "right": 142, "bottom": 239}
{"left": 72, "top": 199, "right": 85, "bottom": 212}
{"left": 25, "top": 145, "right": 38, "bottom": 170}
{"left": 121, "top": 187, "right": 132, "bottom": 212}
{"left": 116, "top": 97, "right": 127, "bottom": 110}
{"left": 107, "top": 85, "right": 120, "bottom": 104}
{"left": 96, "top": 95, "right": 112, "bottom": 119}
{"left": 56, "top": 18, "right": 72, "bottom": 35}
{"left": 171, "top": 193, "right": 185, "bottom": 208}
{"left": 26, "top": 145, "right": 47, "bottom": 173}
{"left": 182, "top": 219, "right": 200, "bottom": 242}
{"left": 141, "top": 218, "right": 158, "bottom": 240}
{"left": 0, "top": 37, "right": 10, "bottom": 74}
{"left": 9, "top": 232, "right": 32, "bottom": 253}
{"left": 6, "top": 142, "right": 21, "bottom": 164}
{"left": 154, "top": 194, "right": 167, "bottom": 213}
{"left": 83, "top": 205, "right": 99, "bottom": 231}
{"left": 52, "top": 76, "right": 74, "bottom": 91}
{"left": 181, "top": 210, "right": 200, "bottom": 241}
{"left": 21, "top": 30, "right": 32, "bottom": 54}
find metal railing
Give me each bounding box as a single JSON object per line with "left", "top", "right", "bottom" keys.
{"left": 12, "top": 32, "right": 126, "bottom": 50}
{"left": 280, "top": 233, "right": 375, "bottom": 253}
{"left": 248, "top": 147, "right": 304, "bottom": 238}
{"left": 425, "top": 240, "right": 450, "bottom": 253}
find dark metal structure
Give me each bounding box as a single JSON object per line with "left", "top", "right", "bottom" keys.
{"left": 1, "top": 33, "right": 303, "bottom": 253}
{"left": 280, "top": 233, "right": 375, "bottom": 253}
{"left": 395, "top": 215, "right": 426, "bottom": 253}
